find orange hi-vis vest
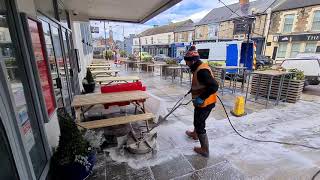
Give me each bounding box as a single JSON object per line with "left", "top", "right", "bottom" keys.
{"left": 191, "top": 63, "right": 217, "bottom": 108}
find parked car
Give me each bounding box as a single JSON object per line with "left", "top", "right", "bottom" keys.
{"left": 174, "top": 56, "right": 184, "bottom": 63}
{"left": 281, "top": 53, "right": 320, "bottom": 86}
{"left": 256, "top": 55, "right": 273, "bottom": 69}
{"left": 153, "top": 54, "right": 170, "bottom": 61}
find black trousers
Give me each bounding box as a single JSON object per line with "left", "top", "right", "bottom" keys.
{"left": 194, "top": 103, "right": 215, "bottom": 135}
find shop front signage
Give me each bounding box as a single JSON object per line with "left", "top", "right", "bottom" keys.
{"left": 27, "top": 18, "right": 56, "bottom": 117}
{"left": 278, "top": 33, "right": 320, "bottom": 42}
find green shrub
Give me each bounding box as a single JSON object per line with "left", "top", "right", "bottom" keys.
{"left": 288, "top": 68, "right": 305, "bottom": 80}
{"left": 120, "top": 50, "right": 127, "bottom": 57}
{"left": 208, "top": 61, "right": 223, "bottom": 67}
{"left": 104, "top": 50, "right": 113, "bottom": 60}
{"left": 165, "top": 59, "right": 177, "bottom": 65}
{"left": 52, "top": 111, "right": 89, "bottom": 166}
{"left": 143, "top": 56, "right": 153, "bottom": 62}
{"left": 84, "top": 68, "right": 95, "bottom": 84}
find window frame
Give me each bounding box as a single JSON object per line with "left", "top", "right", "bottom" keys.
{"left": 282, "top": 14, "right": 295, "bottom": 33}
{"left": 311, "top": 10, "right": 320, "bottom": 31}
{"left": 290, "top": 43, "right": 301, "bottom": 58}
{"left": 277, "top": 42, "right": 288, "bottom": 58}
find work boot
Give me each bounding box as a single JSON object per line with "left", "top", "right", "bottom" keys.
{"left": 194, "top": 133, "right": 209, "bottom": 157}
{"left": 185, "top": 130, "right": 198, "bottom": 140}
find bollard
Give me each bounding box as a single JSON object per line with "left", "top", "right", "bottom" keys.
{"left": 231, "top": 96, "right": 247, "bottom": 117}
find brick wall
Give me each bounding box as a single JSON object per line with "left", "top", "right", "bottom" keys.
{"left": 195, "top": 25, "right": 208, "bottom": 40}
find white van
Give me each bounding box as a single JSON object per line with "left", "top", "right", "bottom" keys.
{"left": 281, "top": 54, "right": 320, "bottom": 85}
{"left": 194, "top": 41, "right": 254, "bottom": 70}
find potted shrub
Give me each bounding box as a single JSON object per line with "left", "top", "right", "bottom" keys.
{"left": 50, "top": 112, "right": 103, "bottom": 180}
{"left": 82, "top": 68, "right": 95, "bottom": 94}
{"left": 104, "top": 50, "right": 113, "bottom": 60}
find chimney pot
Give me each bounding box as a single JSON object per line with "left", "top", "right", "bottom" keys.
{"left": 239, "top": 0, "right": 249, "bottom": 6}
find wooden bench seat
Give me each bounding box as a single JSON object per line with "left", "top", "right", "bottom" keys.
{"left": 77, "top": 113, "right": 154, "bottom": 129}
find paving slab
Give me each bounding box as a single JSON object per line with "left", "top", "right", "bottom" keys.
{"left": 151, "top": 154, "right": 194, "bottom": 180}
{"left": 174, "top": 160, "right": 245, "bottom": 180}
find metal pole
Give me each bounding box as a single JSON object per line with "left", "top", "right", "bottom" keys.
{"left": 104, "top": 21, "right": 107, "bottom": 50}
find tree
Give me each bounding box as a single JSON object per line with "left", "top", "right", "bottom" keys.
{"left": 104, "top": 50, "right": 113, "bottom": 60}
{"left": 120, "top": 50, "right": 127, "bottom": 57}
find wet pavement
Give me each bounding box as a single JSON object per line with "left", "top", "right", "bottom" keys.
{"left": 87, "top": 64, "right": 320, "bottom": 180}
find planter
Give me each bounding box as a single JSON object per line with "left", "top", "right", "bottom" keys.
{"left": 250, "top": 75, "right": 304, "bottom": 103}
{"left": 58, "top": 151, "right": 97, "bottom": 180}
{"left": 83, "top": 82, "right": 96, "bottom": 94}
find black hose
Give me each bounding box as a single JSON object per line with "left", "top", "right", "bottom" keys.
{"left": 217, "top": 95, "right": 320, "bottom": 180}
{"left": 217, "top": 95, "right": 320, "bottom": 150}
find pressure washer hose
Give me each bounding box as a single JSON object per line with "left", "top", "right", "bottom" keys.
{"left": 216, "top": 95, "right": 320, "bottom": 180}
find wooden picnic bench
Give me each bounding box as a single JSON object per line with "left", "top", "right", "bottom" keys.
{"left": 95, "top": 76, "right": 140, "bottom": 85}
{"left": 72, "top": 90, "right": 153, "bottom": 133}
{"left": 91, "top": 69, "right": 120, "bottom": 77}
{"left": 77, "top": 113, "right": 154, "bottom": 129}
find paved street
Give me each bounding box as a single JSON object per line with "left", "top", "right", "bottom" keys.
{"left": 88, "top": 66, "right": 320, "bottom": 180}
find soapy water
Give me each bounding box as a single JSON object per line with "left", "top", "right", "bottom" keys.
{"left": 105, "top": 94, "right": 320, "bottom": 177}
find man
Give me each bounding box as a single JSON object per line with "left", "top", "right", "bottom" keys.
{"left": 184, "top": 45, "right": 219, "bottom": 157}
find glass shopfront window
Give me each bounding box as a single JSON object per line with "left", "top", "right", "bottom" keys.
{"left": 0, "top": 13, "right": 47, "bottom": 179}
{"left": 51, "top": 25, "right": 71, "bottom": 112}
{"left": 41, "top": 20, "right": 63, "bottom": 106}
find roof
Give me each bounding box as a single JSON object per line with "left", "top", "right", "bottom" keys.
{"left": 61, "top": 0, "right": 182, "bottom": 23}
{"left": 230, "top": 0, "right": 277, "bottom": 19}
{"left": 273, "top": 0, "right": 320, "bottom": 12}
{"left": 174, "top": 22, "right": 195, "bottom": 32}
{"left": 197, "top": 3, "right": 240, "bottom": 25}
{"left": 138, "top": 19, "right": 193, "bottom": 36}
{"left": 197, "top": 0, "right": 277, "bottom": 25}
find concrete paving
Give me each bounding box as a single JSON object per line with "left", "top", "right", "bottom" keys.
{"left": 87, "top": 64, "right": 320, "bottom": 180}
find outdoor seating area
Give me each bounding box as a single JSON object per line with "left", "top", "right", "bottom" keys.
{"left": 81, "top": 59, "right": 320, "bottom": 180}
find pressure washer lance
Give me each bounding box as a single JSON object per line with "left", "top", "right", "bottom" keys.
{"left": 149, "top": 92, "right": 192, "bottom": 131}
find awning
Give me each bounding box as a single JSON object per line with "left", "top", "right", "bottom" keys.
{"left": 62, "top": 0, "right": 181, "bottom": 23}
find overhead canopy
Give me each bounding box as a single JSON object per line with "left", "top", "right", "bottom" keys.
{"left": 62, "top": 0, "right": 181, "bottom": 23}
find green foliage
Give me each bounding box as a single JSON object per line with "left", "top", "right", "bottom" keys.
{"left": 104, "top": 50, "right": 113, "bottom": 60}
{"left": 120, "top": 50, "right": 127, "bottom": 57}
{"left": 288, "top": 68, "right": 305, "bottom": 80}
{"left": 208, "top": 61, "right": 223, "bottom": 67}
{"left": 52, "top": 111, "right": 89, "bottom": 166}
{"left": 85, "top": 68, "right": 95, "bottom": 84}
{"left": 165, "top": 59, "right": 178, "bottom": 65}
{"left": 143, "top": 56, "right": 153, "bottom": 62}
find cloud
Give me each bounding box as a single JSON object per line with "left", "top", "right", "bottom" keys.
{"left": 171, "top": 9, "right": 212, "bottom": 23}
{"left": 144, "top": 0, "right": 240, "bottom": 25}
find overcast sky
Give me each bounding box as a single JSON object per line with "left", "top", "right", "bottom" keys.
{"left": 90, "top": 0, "right": 239, "bottom": 40}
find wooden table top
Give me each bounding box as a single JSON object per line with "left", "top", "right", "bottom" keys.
{"left": 88, "top": 65, "right": 111, "bottom": 68}
{"left": 212, "top": 66, "right": 247, "bottom": 70}
{"left": 72, "top": 90, "right": 149, "bottom": 107}
{"left": 89, "top": 63, "right": 111, "bottom": 66}
{"left": 95, "top": 76, "right": 140, "bottom": 83}
{"left": 166, "top": 66, "right": 189, "bottom": 69}
{"left": 91, "top": 69, "right": 120, "bottom": 74}
{"left": 252, "top": 70, "right": 293, "bottom": 76}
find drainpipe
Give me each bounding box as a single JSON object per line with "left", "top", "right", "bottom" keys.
{"left": 262, "top": 8, "right": 272, "bottom": 55}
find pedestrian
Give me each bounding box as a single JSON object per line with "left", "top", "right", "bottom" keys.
{"left": 184, "top": 45, "right": 219, "bottom": 157}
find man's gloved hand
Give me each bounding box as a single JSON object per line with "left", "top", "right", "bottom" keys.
{"left": 193, "top": 97, "right": 204, "bottom": 106}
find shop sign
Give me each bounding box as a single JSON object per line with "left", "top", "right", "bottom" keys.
{"left": 27, "top": 19, "right": 56, "bottom": 117}
{"left": 90, "top": 26, "right": 99, "bottom": 33}
{"left": 278, "top": 33, "right": 320, "bottom": 42}
{"left": 18, "top": 108, "right": 35, "bottom": 152}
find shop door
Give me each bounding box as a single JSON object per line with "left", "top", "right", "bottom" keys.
{"left": 40, "top": 19, "right": 64, "bottom": 107}
{"left": 51, "top": 25, "right": 72, "bottom": 112}
{"left": 0, "top": 4, "right": 47, "bottom": 178}
{"left": 0, "top": 119, "right": 19, "bottom": 180}
{"left": 66, "top": 31, "right": 80, "bottom": 95}
{"left": 62, "top": 28, "right": 79, "bottom": 97}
